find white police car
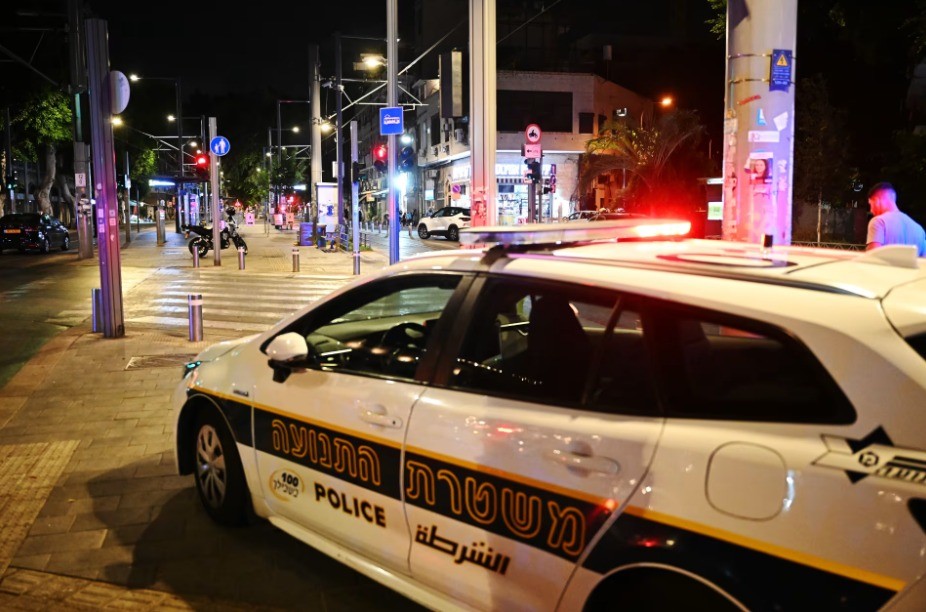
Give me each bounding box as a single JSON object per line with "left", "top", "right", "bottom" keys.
{"left": 173, "top": 220, "right": 926, "bottom": 611}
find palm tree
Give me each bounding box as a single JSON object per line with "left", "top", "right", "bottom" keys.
{"left": 574, "top": 110, "right": 707, "bottom": 215}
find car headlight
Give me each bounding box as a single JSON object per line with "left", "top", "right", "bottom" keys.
{"left": 181, "top": 360, "right": 203, "bottom": 379}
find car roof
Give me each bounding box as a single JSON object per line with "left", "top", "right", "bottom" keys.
{"left": 402, "top": 225, "right": 926, "bottom": 302}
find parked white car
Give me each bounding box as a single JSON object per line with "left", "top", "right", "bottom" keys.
{"left": 417, "top": 206, "right": 470, "bottom": 241}
{"left": 173, "top": 220, "right": 926, "bottom": 611}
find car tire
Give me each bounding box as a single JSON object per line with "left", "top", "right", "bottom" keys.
{"left": 191, "top": 409, "right": 249, "bottom": 526}
{"left": 418, "top": 224, "right": 430, "bottom": 239}
{"left": 447, "top": 225, "right": 459, "bottom": 242}
{"left": 61, "top": 234, "right": 70, "bottom": 251}
{"left": 40, "top": 237, "right": 50, "bottom": 254}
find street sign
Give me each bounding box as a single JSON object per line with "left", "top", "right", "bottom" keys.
{"left": 380, "top": 106, "right": 404, "bottom": 136}
{"left": 769, "top": 49, "right": 793, "bottom": 92}
{"left": 210, "top": 136, "right": 230, "bottom": 156}
{"left": 525, "top": 123, "right": 541, "bottom": 144}
{"left": 75, "top": 173, "right": 86, "bottom": 187}
{"left": 524, "top": 143, "right": 542, "bottom": 159}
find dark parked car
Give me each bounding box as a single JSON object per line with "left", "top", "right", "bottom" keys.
{"left": 0, "top": 213, "right": 71, "bottom": 254}
{"left": 589, "top": 209, "right": 649, "bottom": 221}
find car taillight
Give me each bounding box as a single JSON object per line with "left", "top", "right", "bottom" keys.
{"left": 461, "top": 216, "right": 471, "bottom": 222}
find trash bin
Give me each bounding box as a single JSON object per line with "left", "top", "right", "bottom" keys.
{"left": 316, "top": 226, "right": 327, "bottom": 249}
{"left": 299, "top": 222, "right": 314, "bottom": 246}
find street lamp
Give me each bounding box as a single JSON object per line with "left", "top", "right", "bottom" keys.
{"left": 129, "top": 73, "right": 185, "bottom": 231}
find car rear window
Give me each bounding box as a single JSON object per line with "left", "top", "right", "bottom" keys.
{"left": 1, "top": 214, "right": 40, "bottom": 225}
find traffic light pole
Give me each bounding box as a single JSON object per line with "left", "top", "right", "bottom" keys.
{"left": 209, "top": 117, "right": 221, "bottom": 266}
{"left": 85, "top": 18, "right": 124, "bottom": 338}
{"left": 387, "top": 0, "right": 399, "bottom": 264}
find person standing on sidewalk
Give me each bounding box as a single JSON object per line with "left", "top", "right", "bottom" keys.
{"left": 866, "top": 182, "right": 926, "bottom": 256}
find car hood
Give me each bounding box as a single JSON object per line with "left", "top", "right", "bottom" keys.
{"left": 192, "top": 333, "right": 259, "bottom": 363}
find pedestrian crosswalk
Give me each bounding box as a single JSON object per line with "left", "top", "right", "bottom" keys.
{"left": 47, "top": 271, "right": 355, "bottom": 333}
{"left": 128, "top": 272, "right": 354, "bottom": 332}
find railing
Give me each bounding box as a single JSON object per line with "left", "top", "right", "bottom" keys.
{"left": 336, "top": 224, "right": 370, "bottom": 252}
{"left": 791, "top": 241, "right": 865, "bottom": 251}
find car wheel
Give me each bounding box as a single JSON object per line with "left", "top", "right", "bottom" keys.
{"left": 61, "top": 234, "right": 70, "bottom": 251}
{"left": 40, "top": 237, "right": 50, "bottom": 254}
{"left": 192, "top": 409, "right": 249, "bottom": 526}
{"left": 447, "top": 225, "right": 459, "bottom": 242}
{"left": 418, "top": 224, "right": 430, "bottom": 239}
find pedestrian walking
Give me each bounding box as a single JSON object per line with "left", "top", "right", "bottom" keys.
{"left": 866, "top": 182, "right": 926, "bottom": 256}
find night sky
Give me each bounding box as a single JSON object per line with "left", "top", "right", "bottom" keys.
{"left": 85, "top": 0, "right": 389, "bottom": 97}
{"left": 0, "top": 0, "right": 920, "bottom": 197}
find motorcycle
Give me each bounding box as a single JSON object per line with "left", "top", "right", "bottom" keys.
{"left": 185, "top": 209, "right": 248, "bottom": 258}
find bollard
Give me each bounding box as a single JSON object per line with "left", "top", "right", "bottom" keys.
{"left": 91, "top": 288, "right": 103, "bottom": 333}
{"left": 188, "top": 294, "right": 203, "bottom": 342}
{"left": 292, "top": 247, "right": 300, "bottom": 272}
{"left": 192, "top": 247, "right": 200, "bottom": 268}
{"left": 237, "top": 247, "right": 246, "bottom": 270}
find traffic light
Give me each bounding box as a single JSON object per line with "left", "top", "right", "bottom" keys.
{"left": 525, "top": 159, "right": 541, "bottom": 183}
{"left": 4, "top": 173, "right": 16, "bottom": 191}
{"left": 194, "top": 153, "right": 210, "bottom": 180}
{"left": 398, "top": 146, "right": 415, "bottom": 172}
{"left": 372, "top": 143, "right": 388, "bottom": 173}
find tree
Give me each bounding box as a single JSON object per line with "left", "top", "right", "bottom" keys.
{"left": 224, "top": 150, "right": 270, "bottom": 207}
{"left": 12, "top": 88, "right": 72, "bottom": 218}
{"left": 793, "top": 74, "right": 852, "bottom": 241}
{"left": 575, "top": 110, "right": 709, "bottom": 217}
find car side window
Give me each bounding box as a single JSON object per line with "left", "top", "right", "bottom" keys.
{"left": 448, "top": 278, "right": 616, "bottom": 406}
{"left": 648, "top": 303, "right": 856, "bottom": 424}
{"left": 586, "top": 302, "right": 660, "bottom": 416}
{"left": 293, "top": 273, "right": 463, "bottom": 381}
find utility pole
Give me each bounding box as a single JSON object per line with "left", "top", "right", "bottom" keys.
{"left": 335, "top": 32, "right": 345, "bottom": 227}
{"left": 174, "top": 78, "right": 183, "bottom": 233}
{"left": 310, "top": 44, "right": 322, "bottom": 226}
{"left": 469, "top": 0, "right": 498, "bottom": 227}
{"left": 350, "top": 120, "right": 361, "bottom": 275}
{"left": 722, "top": 0, "right": 797, "bottom": 247}
{"left": 85, "top": 18, "right": 124, "bottom": 338}
{"left": 4, "top": 108, "right": 15, "bottom": 213}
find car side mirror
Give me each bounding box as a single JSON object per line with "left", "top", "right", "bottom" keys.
{"left": 264, "top": 332, "right": 311, "bottom": 383}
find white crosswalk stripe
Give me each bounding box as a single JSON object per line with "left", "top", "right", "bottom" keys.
{"left": 125, "top": 273, "right": 351, "bottom": 332}
{"left": 45, "top": 273, "right": 352, "bottom": 333}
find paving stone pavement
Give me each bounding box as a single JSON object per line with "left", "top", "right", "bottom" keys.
{"left": 0, "top": 226, "right": 425, "bottom": 610}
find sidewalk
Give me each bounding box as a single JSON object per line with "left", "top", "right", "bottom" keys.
{"left": 0, "top": 223, "right": 415, "bottom": 609}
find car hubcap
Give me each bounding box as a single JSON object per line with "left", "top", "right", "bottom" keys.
{"left": 195, "top": 424, "right": 226, "bottom": 509}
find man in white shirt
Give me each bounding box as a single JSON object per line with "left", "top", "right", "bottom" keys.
{"left": 866, "top": 182, "right": 926, "bottom": 256}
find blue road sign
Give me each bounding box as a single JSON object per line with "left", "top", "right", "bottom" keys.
{"left": 769, "top": 49, "right": 792, "bottom": 92}
{"left": 379, "top": 107, "right": 403, "bottom": 136}
{"left": 210, "top": 136, "right": 231, "bottom": 156}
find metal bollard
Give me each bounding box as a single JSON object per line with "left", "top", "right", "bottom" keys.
{"left": 91, "top": 288, "right": 103, "bottom": 333}
{"left": 188, "top": 294, "right": 203, "bottom": 342}
{"left": 292, "top": 247, "right": 300, "bottom": 272}
{"left": 192, "top": 247, "right": 200, "bottom": 268}
{"left": 237, "top": 247, "right": 246, "bottom": 270}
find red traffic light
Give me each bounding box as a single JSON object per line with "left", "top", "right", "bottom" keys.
{"left": 373, "top": 143, "right": 388, "bottom": 172}
{"left": 195, "top": 153, "right": 209, "bottom": 168}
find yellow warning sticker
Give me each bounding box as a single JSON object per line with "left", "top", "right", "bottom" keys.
{"left": 776, "top": 54, "right": 789, "bottom": 67}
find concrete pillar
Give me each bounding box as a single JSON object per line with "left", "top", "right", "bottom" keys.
{"left": 469, "top": 0, "right": 497, "bottom": 227}
{"left": 722, "top": 0, "right": 797, "bottom": 246}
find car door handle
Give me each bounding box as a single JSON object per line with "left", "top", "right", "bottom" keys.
{"left": 360, "top": 407, "right": 403, "bottom": 429}
{"left": 544, "top": 449, "right": 620, "bottom": 475}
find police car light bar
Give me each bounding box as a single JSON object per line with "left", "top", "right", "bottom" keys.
{"left": 459, "top": 219, "right": 691, "bottom": 246}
